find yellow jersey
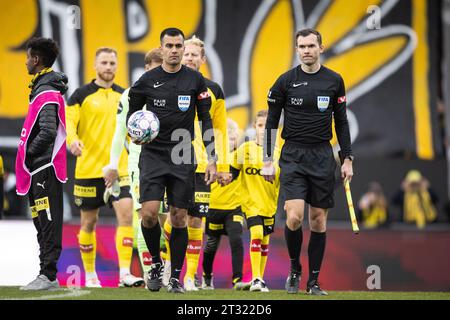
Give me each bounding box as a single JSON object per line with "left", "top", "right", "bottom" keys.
{"left": 66, "top": 80, "right": 128, "bottom": 179}
{"left": 0, "top": 155, "right": 3, "bottom": 177}
{"left": 209, "top": 150, "right": 241, "bottom": 210}
{"left": 232, "top": 141, "right": 280, "bottom": 218}
{"left": 193, "top": 78, "right": 229, "bottom": 173}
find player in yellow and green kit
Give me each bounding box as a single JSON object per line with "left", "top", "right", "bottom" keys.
{"left": 232, "top": 110, "right": 280, "bottom": 292}
{"left": 66, "top": 48, "right": 143, "bottom": 288}
{"left": 162, "top": 36, "right": 230, "bottom": 291}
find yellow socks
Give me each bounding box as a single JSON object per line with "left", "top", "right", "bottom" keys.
{"left": 185, "top": 226, "right": 203, "bottom": 280}
{"left": 79, "top": 230, "right": 96, "bottom": 276}
{"left": 249, "top": 225, "right": 264, "bottom": 280}
{"left": 260, "top": 235, "right": 270, "bottom": 278}
{"left": 116, "top": 226, "right": 134, "bottom": 278}
{"left": 163, "top": 219, "right": 172, "bottom": 263}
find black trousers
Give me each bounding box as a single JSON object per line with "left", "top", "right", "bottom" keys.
{"left": 28, "top": 166, "right": 63, "bottom": 281}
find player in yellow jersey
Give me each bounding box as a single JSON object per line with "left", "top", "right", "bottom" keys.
{"left": 162, "top": 36, "right": 230, "bottom": 291}
{"left": 202, "top": 119, "right": 246, "bottom": 290}
{"left": 232, "top": 110, "right": 280, "bottom": 292}
{"left": 66, "top": 48, "right": 143, "bottom": 288}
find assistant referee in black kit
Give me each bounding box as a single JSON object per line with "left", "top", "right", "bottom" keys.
{"left": 262, "top": 29, "right": 353, "bottom": 296}
{"left": 128, "top": 27, "right": 217, "bottom": 293}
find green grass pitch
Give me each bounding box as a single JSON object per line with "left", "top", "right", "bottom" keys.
{"left": 0, "top": 287, "right": 449, "bottom": 300}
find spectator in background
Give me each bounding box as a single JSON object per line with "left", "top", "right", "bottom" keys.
{"left": 392, "top": 170, "right": 438, "bottom": 229}
{"left": 357, "top": 182, "right": 388, "bottom": 229}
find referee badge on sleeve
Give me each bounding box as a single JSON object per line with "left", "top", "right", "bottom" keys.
{"left": 317, "top": 96, "right": 330, "bottom": 112}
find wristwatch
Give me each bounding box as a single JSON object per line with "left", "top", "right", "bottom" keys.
{"left": 345, "top": 155, "right": 354, "bottom": 162}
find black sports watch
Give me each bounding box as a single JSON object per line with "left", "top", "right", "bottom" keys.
{"left": 345, "top": 155, "right": 354, "bottom": 162}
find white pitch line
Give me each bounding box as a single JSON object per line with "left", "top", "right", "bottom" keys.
{"left": 3, "top": 289, "right": 91, "bottom": 300}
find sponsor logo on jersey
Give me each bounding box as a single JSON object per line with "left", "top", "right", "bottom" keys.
{"left": 245, "top": 167, "right": 262, "bottom": 176}
{"left": 338, "top": 96, "right": 346, "bottom": 103}
{"left": 290, "top": 97, "right": 303, "bottom": 106}
{"left": 178, "top": 95, "right": 191, "bottom": 111}
{"left": 292, "top": 82, "right": 308, "bottom": 87}
{"left": 197, "top": 91, "right": 210, "bottom": 100}
{"left": 153, "top": 82, "right": 165, "bottom": 88}
{"left": 154, "top": 99, "right": 166, "bottom": 107}
{"left": 317, "top": 96, "right": 330, "bottom": 112}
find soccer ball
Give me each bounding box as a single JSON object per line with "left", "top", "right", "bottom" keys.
{"left": 127, "top": 110, "right": 160, "bottom": 144}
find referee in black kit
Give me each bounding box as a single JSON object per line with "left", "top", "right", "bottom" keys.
{"left": 262, "top": 29, "right": 353, "bottom": 295}
{"left": 128, "top": 27, "right": 217, "bottom": 293}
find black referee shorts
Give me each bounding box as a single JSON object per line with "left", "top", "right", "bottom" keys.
{"left": 139, "top": 145, "right": 195, "bottom": 209}
{"left": 279, "top": 141, "right": 336, "bottom": 209}
{"left": 188, "top": 173, "right": 211, "bottom": 218}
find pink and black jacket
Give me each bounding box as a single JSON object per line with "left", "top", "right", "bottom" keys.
{"left": 15, "top": 71, "right": 68, "bottom": 195}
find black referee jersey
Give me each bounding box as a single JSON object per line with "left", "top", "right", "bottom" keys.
{"left": 128, "top": 65, "right": 215, "bottom": 152}
{"left": 264, "top": 65, "right": 352, "bottom": 159}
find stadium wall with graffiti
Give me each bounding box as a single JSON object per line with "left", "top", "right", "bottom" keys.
{"left": 0, "top": 0, "right": 443, "bottom": 159}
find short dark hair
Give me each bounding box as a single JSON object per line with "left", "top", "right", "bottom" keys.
{"left": 26, "top": 37, "right": 60, "bottom": 68}
{"left": 160, "top": 27, "right": 185, "bottom": 44}
{"left": 295, "top": 28, "right": 322, "bottom": 46}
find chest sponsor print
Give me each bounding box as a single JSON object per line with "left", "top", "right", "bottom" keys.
{"left": 290, "top": 97, "right": 303, "bottom": 106}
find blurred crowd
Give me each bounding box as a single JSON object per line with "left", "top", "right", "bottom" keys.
{"left": 358, "top": 170, "right": 441, "bottom": 229}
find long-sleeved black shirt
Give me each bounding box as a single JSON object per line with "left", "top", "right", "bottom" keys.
{"left": 128, "top": 65, "right": 215, "bottom": 157}
{"left": 264, "top": 65, "right": 352, "bottom": 160}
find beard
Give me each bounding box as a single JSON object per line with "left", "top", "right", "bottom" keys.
{"left": 98, "top": 72, "right": 115, "bottom": 82}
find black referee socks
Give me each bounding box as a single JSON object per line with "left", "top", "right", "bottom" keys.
{"left": 308, "top": 231, "right": 326, "bottom": 283}
{"left": 284, "top": 225, "right": 303, "bottom": 273}
{"left": 170, "top": 226, "right": 188, "bottom": 280}
{"left": 141, "top": 221, "right": 162, "bottom": 265}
